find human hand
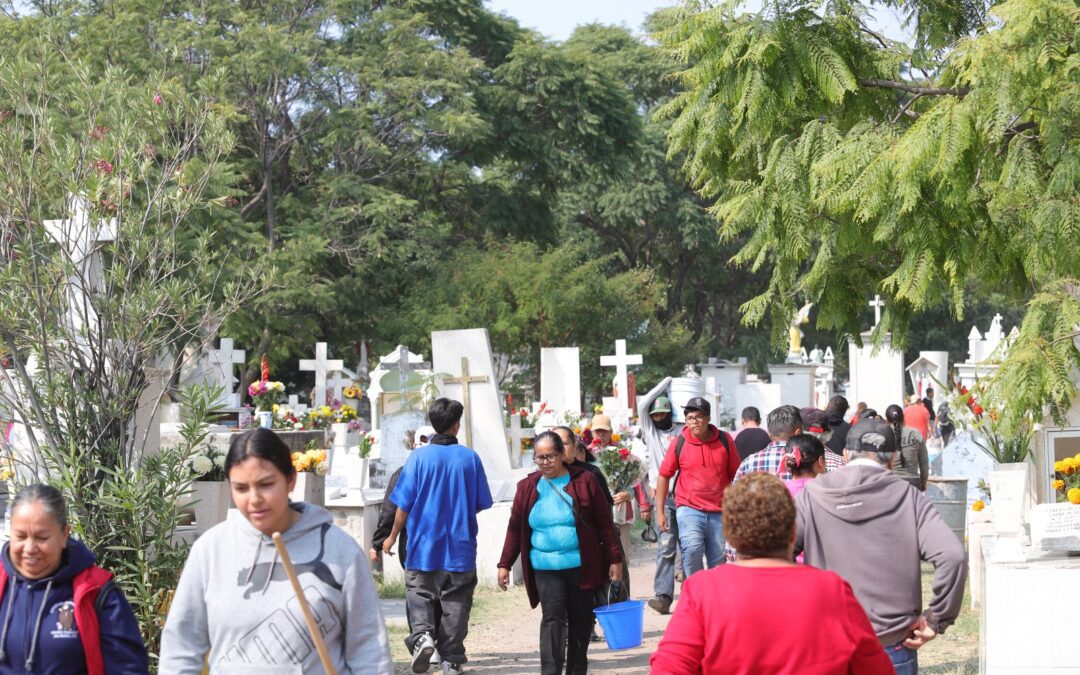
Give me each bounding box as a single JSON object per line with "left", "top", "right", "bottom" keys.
{"left": 369, "top": 548, "right": 381, "bottom": 562}
{"left": 657, "top": 510, "right": 668, "bottom": 532}
{"left": 640, "top": 507, "right": 651, "bottom": 522}
{"left": 613, "top": 491, "right": 632, "bottom": 505}
{"left": 903, "top": 616, "right": 937, "bottom": 649}
{"left": 382, "top": 537, "right": 396, "bottom": 556}
{"left": 497, "top": 567, "right": 510, "bottom": 591}
{"left": 609, "top": 563, "right": 623, "bottom": 582}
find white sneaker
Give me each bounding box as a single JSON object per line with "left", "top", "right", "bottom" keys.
{"left": 411, "top": 633, "right": 436, "bottom": 673}
{"left": 441, "top": 662, "right": 464, "bottom": 674}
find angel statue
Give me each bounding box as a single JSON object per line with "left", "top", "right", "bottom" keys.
{"left": 787, "top": 303, "right": 814, "bottom": 363}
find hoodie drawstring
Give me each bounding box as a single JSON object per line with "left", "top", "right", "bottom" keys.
{"left": 244, "top": 535, "right": 280, "bottom": 596}
{"left": 244, "top": 538, "right": 263, "bottom": 586}
{"left": 261, "top": 547, "right": 278, "bottom": 595}
{"left": 0, "top": 574, "right": 14, "bottom": 661}
{"left": 25, "top": 579, "right": 52, "bottom": 671}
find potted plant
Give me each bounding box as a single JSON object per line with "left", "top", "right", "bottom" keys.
{"left": 289, "top": 442, "right": 329, "bottom": 505}
{"left": 188, "top": 444, "right": 229, "bottom": 535}
{"left": 248, "top": 355, "right": 285, "bottom": 429}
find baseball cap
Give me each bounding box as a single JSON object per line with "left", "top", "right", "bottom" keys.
{"left": 800, "top": 407, "right": 830, "bottom": 434}
{"left": 845, "top": 419, "right": 896, "bottom": 454}
{"left": 591, "top": 414, "right": 612, "bottom": 432}
{"left": 414, "top": 425, "right": 436, "bottom": 445}
{"left": 683, "top": 397, "right": 710, "bottom": 416}
{"left": 649, "top": 396, "right": 672, "bottom": 414}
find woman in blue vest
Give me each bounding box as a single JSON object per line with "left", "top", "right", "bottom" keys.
{"left": 0, "top": 484, "right": 148, "bottom": 674}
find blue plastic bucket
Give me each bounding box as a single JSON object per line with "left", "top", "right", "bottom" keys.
{"left": 594, "top": 599, "right": 644, "bottom": 650}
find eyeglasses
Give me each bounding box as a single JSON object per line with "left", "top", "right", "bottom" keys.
{"left": 685, "top": 414, "right": 707, "bottom": 422}
{"left": 533, "top": 454, "right": 560, "bottom": 465}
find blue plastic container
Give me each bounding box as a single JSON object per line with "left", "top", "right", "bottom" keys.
{"left": 593, "top": 599, "right": 645, "bottom": 650}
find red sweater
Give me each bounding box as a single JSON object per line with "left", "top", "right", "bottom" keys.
{"left": 650, "top": 565, "right": 894, "bottom": 675}
{"left": 659, "top": 425, "right": 739, "bottom": 511}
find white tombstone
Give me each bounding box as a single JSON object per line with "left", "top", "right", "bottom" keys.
{"left": 286, "top": 394, "right": 308, "bottom": 415}
{"left": 767, "top": 363, "right": 816, "bottom": 409}
{"left": 207, "top": 338, "right": 246, "bottom": 408}
{"left": 698, "top": 358, "right": 748, "bottom": 423}
{"left": 506, "top": 414, "right": 535, "bottom": 469}
{"left": 735, "top": 377, "right": 783, "bottom": 420}
{"left": 847, "top": 331, "right": 905, "bottom": 414}
{"left": 300, "top": 342, "right": 344, "bottom": 407}
{"left": 327, "top": 367, "right": 357, "bottom": 405}
{"left": 432, "top": 328, "right": 524, "bottom": 500}
{"left": 540, "top": 347, "right": 581, "bottom": 412}
{"left": 366, "top": 345, "right": 429, "bottom": 431}
{"left": 600, "top": 339, "right": 642, "bottom": 411}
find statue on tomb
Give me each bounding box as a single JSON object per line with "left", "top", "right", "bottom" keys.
{"left": 787, "top": 303, "right": 813, "bottom": 362}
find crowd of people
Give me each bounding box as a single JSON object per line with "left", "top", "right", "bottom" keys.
{"left": 0, "top": 387, "right": 965, "bottom": 674}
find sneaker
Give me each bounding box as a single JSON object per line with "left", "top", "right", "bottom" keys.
{"left": 647, "top": 594, "right": 673, "bottom": 615}
{"left": 441, "top": 662, "right": 464, "bottom": 674}
{"left": 411, "top": 633, "right": 436, "bottom": 674}
{"left": 590, "top": 629, "right": 603, "bottom": 643}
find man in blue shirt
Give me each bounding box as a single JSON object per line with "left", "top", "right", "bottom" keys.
{"left": 384, "top": 398, "right": 493, "bottom": 674}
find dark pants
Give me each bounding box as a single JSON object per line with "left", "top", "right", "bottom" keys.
{"left": 535, "top": 567, "right": 594, "bottom": 675}
{"left": 404, "top": 569, "right": 477, "bottom": 665}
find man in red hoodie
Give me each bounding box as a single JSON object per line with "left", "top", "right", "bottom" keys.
{"left": 654, "top": 397, "right": 740, "bottom": 577}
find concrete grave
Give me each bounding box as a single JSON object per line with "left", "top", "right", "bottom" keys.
{"left": 540, "top": 347, "right": 581, "bottom": 412}
{"left": 600, "top": 340, "right": 642, "bottom": 411}
{"left": 1030, "top": 503, "right": 1080, "bottom": 552}
{"left": 300, "top": 342, "right": 344, "bottom": 408}
{"left": 847, "top": 331, "right": 905, "bottom": 414}
{"left": 370, "top": 409, "right": 427, "bottom": 489}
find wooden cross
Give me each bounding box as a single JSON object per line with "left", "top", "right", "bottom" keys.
{"left": 210, "top": 338, "right": 246, "bottom": 407}
{"left": 507, "top": 413, "right": 535, "bottom": 467}
{"left": 300, "top": 342, "right": 344, "bottom": 407}
{"left": 868, "top": 295, "right": 885, "bottom": 327}
{"left": 442, "top": 357, "right": 488, "bottom": 449}
{"left": 600, "top": 339, "right": 642, "bottom": 410}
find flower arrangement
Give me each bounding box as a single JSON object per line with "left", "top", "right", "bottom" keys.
{"left": 1052, "top": 453, "right": 1080, "bottom": 504}
{"left": 292, "top": 446, "right": 329, "bottom": 475}
{"left": 343, "top": 384, "right": 364, "bottom": 401}
{"left": 972, "top": 499, "right": 986, "bottom": 512}
{"left": 358, "top": 432, "right": 375, "bottom": 459}
{"left": 950, "top": 382, "right": 1032, "bottom": 464}
{"left": 594, "top": 445, "right": 645, "bottom": 493}
{"left": 187, "top": 445, "right": 227, "bottom": 481}
{"left": 249, "top": 355, "right": 285, "bottom": 411}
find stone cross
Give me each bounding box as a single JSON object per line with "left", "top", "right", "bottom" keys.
{"left": 507, "top": 413, "right": 535, "bottom": 466}
{"left": 377, "top": 344, "right": 427, "bottom": 394}
{"left": 328, "top": 367, "right": 356, "bottom": 404}
{"left": 43, "top": 194, "right": 117, "bottom": 337}
{"left": 442, "top": 357, "right": 488, "bottom": 449}
{"left": 300, "top": 342, "right": 344, "bottom": 407}
{"left": 209, "top": 338, "right": 245, "bottom": 408}
{"left": 868, "top": 295, "right": 885, "bottom": 327}
{"left": 600, "top": 339, "right": 642, "bottom": 411}
{"left": 287, "top": 394, "right": 308, "bottom": 415}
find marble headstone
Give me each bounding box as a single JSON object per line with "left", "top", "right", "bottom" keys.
{"left": 1031, "top": 503, "right": 1080, "bottom": 552}
{"left": 540, "top": 347, "right": 581, "bottom": 412}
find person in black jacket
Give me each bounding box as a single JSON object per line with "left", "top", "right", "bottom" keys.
{"left": 824, "top": 395, "right": 851, "bottom": 458}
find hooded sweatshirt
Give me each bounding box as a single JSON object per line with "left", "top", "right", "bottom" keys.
{"left": 637, "top": 377, "right": 684, "bottom": 486}
{"left": 0, "top": 538, "right": 148, "bottom": 674}
{"left": 658, "top": 425, "right": 739, "bottom": 512}
{"left": 794, "top": 464, "right": 967, "bottom": 646}
{"left": 160, "top": 503, "right": 392, "bottom": 674}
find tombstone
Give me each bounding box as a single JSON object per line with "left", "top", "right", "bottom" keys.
{"left": 768, "top": 363, "right": 816, "bottom": 409}
{"left": 906, "top": 351, "right": 949, "bottom": 398}
{"left": 432, "top": 328, "right": 522, "bottom": 500}
{"left": 506, "top": 414, "right": 535, "bottom": 469}
{"left": 208, "top": 338, "right": 246, "bottom": 408}
{"left": 540, "top": 347, "right": 581, "bottom": 412}
{"left": 698, "top": 358, "right": 748, "bottom": 424}
{"left": 957, "top": 315, "right": 1018, "bottom": 388}
{"left": 327, "top": 367, "right": 357, "bottom": 405}
{"left": 370, "top": 409, "right": 427, "bottom": 490}
{"left": 299, "top": 342, "right": 344, "bottom": 407}
{"left": 847, "top": 331, "right": 905, "bottom": 415}
{"left": 286, "top": 395, "right": 309, "bottom": 415}
{"left": 366, "top": 345, "right": 430, "bottom": 431}
{"left": 600, "top": 339, "right": 642, "bottom": 412}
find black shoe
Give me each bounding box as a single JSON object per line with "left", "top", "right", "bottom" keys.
{"left": 411, "top": 633, "right": 435, "bottom": 673}
{"left": 590, "top": 629, "right": 603, "bottom": 643}
{"left": 441, "top": 662, "right": 464, "bottom": 674}
{"left": 648, "top": 594, "right": 673, "bottom": 615}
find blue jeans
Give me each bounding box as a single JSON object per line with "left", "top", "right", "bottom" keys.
{"left": 653, "top": 497, "right": 679, "bottom": 598}
{"left": 675, "top": 506, "right": 725, "bottom": 577}
{"left": 887, "top": 642, "right": 918, "bottom": 674}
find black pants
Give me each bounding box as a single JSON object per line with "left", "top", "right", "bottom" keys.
{"left": 535, "top": 567, "right": 595, "bottom": 675}
{"left": 404, "top": 569, "right": 477, "bottom": 665}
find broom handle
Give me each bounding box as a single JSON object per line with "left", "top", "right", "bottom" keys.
{"left": 272, "top": 532, "right": 338, "bottom": 675}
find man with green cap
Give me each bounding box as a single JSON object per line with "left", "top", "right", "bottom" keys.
{"left": 637, "top": 377, "right": 685, "bottom": 614}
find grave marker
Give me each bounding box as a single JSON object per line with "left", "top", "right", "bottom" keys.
{"left": 300, "top": 342, "right": 344, "bottom": 407}
{"left": 600, "top": 340, "right": 642, "bottom": 411}
{"left": 208, "top": 338, "right": 246, "bottom": 408}
{"left": 443, "top": 357, "right": 488, "bottom": 450}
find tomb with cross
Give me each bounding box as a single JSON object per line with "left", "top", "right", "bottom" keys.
{"left": 600, "top": 339, "right": 643, "bottom": 412}
{"left": 868, "top": 295, "right": 885, "bottom": 328}
{"left": 506, "top": 413, "right": 535, "bottom": 468}
{"left": 208, "top": 337, "right": 246, "bottom": 408}
{"left": 365, "top": 345, "right": 431, "bottom": 429}
{"left": 300, "top": 342, "right": 344, "bottom": 407}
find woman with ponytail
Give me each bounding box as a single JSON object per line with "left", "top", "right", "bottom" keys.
{"left": 885, "top": 404, "right": 929, "bottom": 491}
{"left": 780, "top": 434, "right": 827, "bottom": 500}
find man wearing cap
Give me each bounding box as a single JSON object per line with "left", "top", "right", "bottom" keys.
{"left": 795, "top": 419, "right": 967, "bottom": 674}
{"left": 733, "top": 405, "right": 803, "bottom": 481}
{"left": 654, "top": 397, "right": 739, "bottom": 577}
{"left": 637, "top": 378, "right": 685, "bottom": 614}
{"left": 800, "top": 407, "right": 845, "bottom": 472}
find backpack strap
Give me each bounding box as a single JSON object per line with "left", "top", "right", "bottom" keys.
{"left": 670, "top": 435, "right": 686, "bottom": 495}
{"left": 94, "top": 579, "right": 116, "bottom": 614}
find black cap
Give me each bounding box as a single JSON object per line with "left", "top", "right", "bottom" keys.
{"left": 683, "top": 397, "right": 710, "bottom": 416}
{"left": 845, "top": 419, "right": 896, "bottom": 454}
{"left": 800, "top": 407, "right": 830, "bottom": 432}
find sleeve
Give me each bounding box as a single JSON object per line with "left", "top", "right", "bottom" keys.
{"left": 389, "top": 456, "right": 419, "bottom": 513}
{"left": 371, "top": 468, "right": 402, "bottom": 551}
{"left": 658, "top": 436, "right": 679, "bottom": 479}
{"left": 637, "top": 377, "right": 673, "bottom": 429}
{"left": 839, "top": 579, "right": 895, "bottom": 674}
{"left": 586, "top": 474, "right": 623, "bottom": 565}
{"left": 99, "top": 584, "right": 151, "bottom": 674}
{"left": 498, "top": 483, "right": 526, "bottom": 569}
{"left": 342, "top": 550, "right": 394, "bottom": 674}
{"left": 649, "top": 575, "right": 705, "bottom": 674}
{"left": 474, "top": 455, "right": 494, "bottom": 512}
{"left": 917, "top": 438, "right": 929, "bottom": 487}
{"left": 591, "top": 466, "right": 615, "bottom": 505}
{"left": 794, "top": 490, "right": 808, "bottom": 556}
{"left": 158, "top": 543, "right": 211, "bottom": 673}
{"left": 916, "top": 495, "right": 968, "bottom": 633}
{"left": 724, "top": 433, "right": 740, "bottom": 481}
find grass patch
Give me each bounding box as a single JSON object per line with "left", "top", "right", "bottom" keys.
{"left": 377, "top": 579, "right": 407, "bottom": 599}
{"left": 918, "top": 563, "right": 979, "bottom": 673}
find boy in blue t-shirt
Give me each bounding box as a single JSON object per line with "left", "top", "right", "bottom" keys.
{"left": 384, "top": 398, "right": 493, "bottom": 674}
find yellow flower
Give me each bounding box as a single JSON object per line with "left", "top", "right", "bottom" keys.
{"left": 320, "top": 405, "right": 332, "bottom": 417}
{"left": 1055, "top": 460, "right": 1066, "bottom": 473}
{"left": 1069, "top": 488, "right": 1080, "bottom": 505}
{"left": 972, "top": 500, "right": 985, "bottom": 512}
{"left": 272, "top": 404, "right": 279, "bottom": 413}
{"left": 1053, "top": 479, "right": 1066, "bottom": 492}
{"left": 611, "top": 433, "right": 622, "bottom": 443}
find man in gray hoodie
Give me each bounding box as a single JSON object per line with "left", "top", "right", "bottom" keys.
{"left": 795, "top": 418, "right": 966, "bottom": 675}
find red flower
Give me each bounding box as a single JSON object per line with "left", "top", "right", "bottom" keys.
{"left": 973, "top": 404, "right": 984, "bottom": 416}
{"left": 153, "top": 93, "right": 163, "bottom": 106}
{"left": 618, "top": 448, "right": 630, "bottom": 459}
{"left": 260, "top": 354, "right": 270, "bottom": 382}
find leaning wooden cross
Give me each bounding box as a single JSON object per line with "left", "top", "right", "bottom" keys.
{"left": 442, "top": 356, "right": 487, "bottom": 449}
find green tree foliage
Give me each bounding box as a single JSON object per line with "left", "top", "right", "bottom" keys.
{"left": 660, "top": 0, "right": 1079, "bottom": 426}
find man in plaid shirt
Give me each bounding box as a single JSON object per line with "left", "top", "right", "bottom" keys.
{"left": 732, "top": 405, "right": 803, "bottom": 481}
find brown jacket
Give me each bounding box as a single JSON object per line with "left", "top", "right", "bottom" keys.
{"left": 795, "top": 463, "right": 967, "bottom": 645}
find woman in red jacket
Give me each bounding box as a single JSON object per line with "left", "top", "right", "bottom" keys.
{"left": 650, "top": 473, "right": 893, "bottom": 675}
{"left": 497, "top": 431, "right": 622, "bottom": 675}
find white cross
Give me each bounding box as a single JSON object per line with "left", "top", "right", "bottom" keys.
{"left": 868, "top": 295, "right": 885, "bottom": 327}
{"left": 300, "top": 342, "right": 344, "bottom": 407}
{"left": 378, "top": 345, "right": 424, "bottom": 391}
{"left": 287, "top": 394, "right": 308, "bottom": 415}
{"left": 328, "top": 367, "right": 356, "bottom": 404}
{"left": 507, "top": 413, "right": 535, "bottom": 466}
{"left": 43, "top": 194, "right": 117, "bottom": 336}
{"left": 209, "top": 338, "right": 246, "bottom": 408}
{"left": 600, "top": 339, "right": 642, "bottom": 410}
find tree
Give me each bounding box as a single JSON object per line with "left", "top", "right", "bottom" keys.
{"left": 660, "top": 0, "right": 1078, "bottom": 425}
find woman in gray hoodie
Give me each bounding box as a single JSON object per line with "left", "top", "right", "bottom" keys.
{"left": 160, "top": 429, "right": 393, "bottom": 674}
